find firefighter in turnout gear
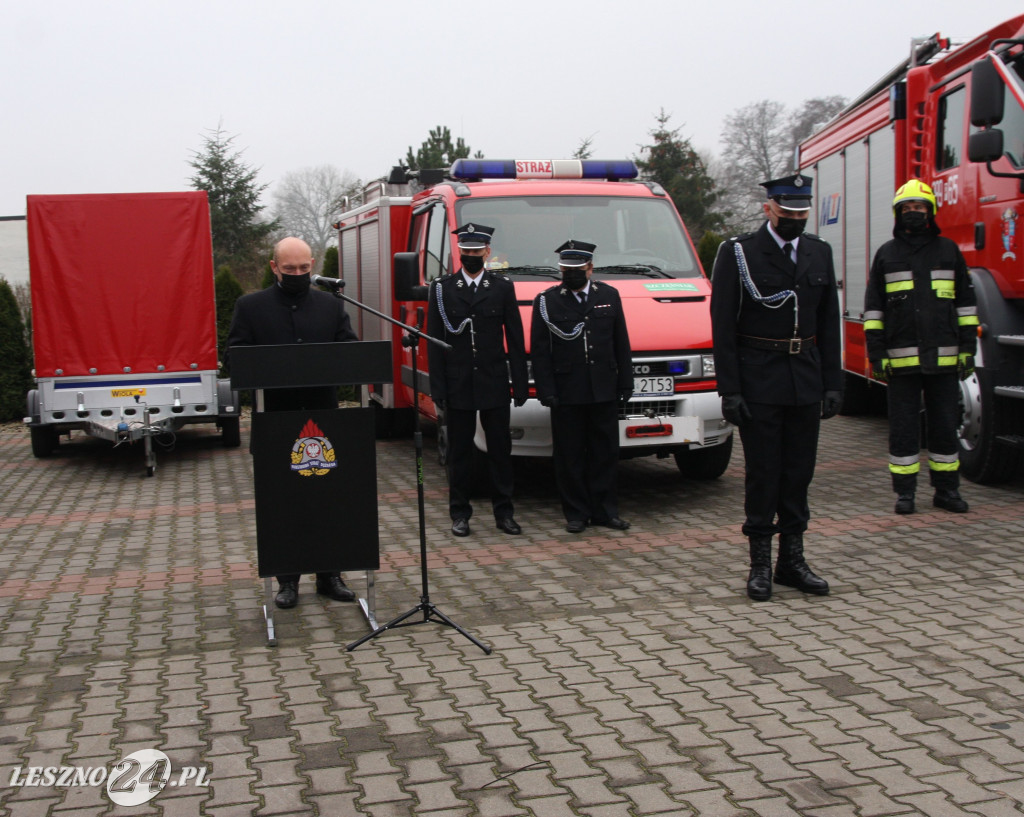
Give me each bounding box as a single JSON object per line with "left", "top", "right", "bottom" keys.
{"left": 864, "top": 180, "right": 978, "bottom": 514}
{"left": 710, "top": 174, "right": 843, "bottom": 602}
{"left": 530, "top": 240, "right": 633, "bottom": 533}
{"left": 427, "top": 223, "right": 529, "bottom": 537}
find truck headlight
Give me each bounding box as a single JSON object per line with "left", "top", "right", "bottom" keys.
{"left": 702, "top": 355, "right": 716, "bottom": 377}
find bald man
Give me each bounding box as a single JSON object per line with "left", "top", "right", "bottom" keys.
{"left": 228, "top": 237, "right": 359, "bottom": 609}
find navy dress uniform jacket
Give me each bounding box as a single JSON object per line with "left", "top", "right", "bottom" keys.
{"left": 227, "top": 283, "right": 358, "bottom": 411}
{"left": 530, "top": 281, "right": 633, "bottom": 405}
{"left": 710, "top": 223, "right": 842, "bottom": 406}
{"left": 426, "top": 270, "right": 528, "bottom": 410}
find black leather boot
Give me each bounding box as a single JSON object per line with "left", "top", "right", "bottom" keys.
{"left": 775, "top": 534, "right": 829, "bottom": 595}
{"left": 747, "top": 536, "right": 773, "bottom": 602}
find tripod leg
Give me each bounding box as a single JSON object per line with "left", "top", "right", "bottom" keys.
{"left": 425, "top": 604, "right": 492, "bottom": 654}
{"left": 345, "top": 603, "right": 426, "bottom": 651}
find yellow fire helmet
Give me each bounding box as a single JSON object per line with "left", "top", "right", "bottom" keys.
{"left": 892, "top": 179, "right": 937, "bottom": 215}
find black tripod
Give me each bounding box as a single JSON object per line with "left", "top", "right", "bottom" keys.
{"left": 331, "top": 287, "right": 490, "bottom": 654}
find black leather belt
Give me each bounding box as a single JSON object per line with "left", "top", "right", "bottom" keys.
{"left": 738, "top": 334, "right": 816, "bottom": 354}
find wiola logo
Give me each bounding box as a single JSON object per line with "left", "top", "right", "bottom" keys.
{"left": 290, "top": 419, "right": 338, "bottom": 476}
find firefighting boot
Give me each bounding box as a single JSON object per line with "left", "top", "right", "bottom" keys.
{"left": 933, "top": 489, "right": 968, "bottom": 513}
{"left": 894, "top": 493, "right": 916, "bottom": 514}
{"left": 775, "top": 533, "right": 830, "bottom": 595}
{"left": 746, "top": 536, "right": 773, "bottom": 602}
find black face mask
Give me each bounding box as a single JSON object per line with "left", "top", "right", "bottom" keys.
{"left": 561, "top": 268, "right": 588, "bottom": 290}
{"left": 278, "top": 273, "right": 311, "bottom": 296}
{"left": 899, "top": 211, "right": 930, "bottom": 233}
{"left": 773, "top": 216, "right": 807, "bottom": 241}
{"left": 460, "top": 254, "right": 485, "bottom": 274}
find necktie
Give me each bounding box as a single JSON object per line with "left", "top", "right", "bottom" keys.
{"left": 783, "top": 242, "right": 795, "bottom": 265}
{"left": 470, "top": 281, "right": 477, "bottom": 295}
{"left": 579, "top": 292, "right": 587, "bottom": 306}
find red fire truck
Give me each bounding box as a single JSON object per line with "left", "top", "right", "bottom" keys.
{"left": 334, "top": 159, "right": 733, "bottom": 478}
{"left": 798, "top": 14, "right": 1024, "bottom": 483}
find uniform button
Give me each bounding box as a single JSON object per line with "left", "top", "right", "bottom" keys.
{"left": 297, "top": 339, "right": 304, "bottom": 343}
{"left": 291, "top": 304, "right": 298, "bottom": 311}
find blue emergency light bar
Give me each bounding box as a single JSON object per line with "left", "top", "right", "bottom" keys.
{"left": 449, "top": 159, "right": 639, "bottom": 181}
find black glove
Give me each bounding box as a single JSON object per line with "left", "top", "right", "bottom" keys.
{"left": 958, "top": 353, "right": 975, "bottom": 381}
{"left": 618, "top": 388, "right": 634, "bottom": 404}
{"left": 539, "top": 395, "right": 559, "bottom": 409}
{"left": 871, "top": 358, "right": 891, "bottom": 383}
{"left": 821, "top": 390, "right": 843, "bottom": 420}
{"left": 721, "top": 394, "right": 752, "bottom": 428}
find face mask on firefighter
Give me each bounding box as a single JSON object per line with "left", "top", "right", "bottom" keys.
{"left": 773, "top": 216, "right": 807, "bottom": 241}
{"left": 561, "top": 267, "right": 588, "bottom": 290}
{"left": 899, "top": 210, "right": 930, "bottom": 233}
{"left": 460, "top": 254, "right": 485, "bottom": 275}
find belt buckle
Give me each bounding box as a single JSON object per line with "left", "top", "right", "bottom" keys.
{"left": 788, "top": 337, "right": 802, "bottom": 354}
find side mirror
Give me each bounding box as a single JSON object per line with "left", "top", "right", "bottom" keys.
{"left": 969, "top": 128, "right": 1004, "bottom": 163}
{"left": 970, "top": 57, "right": 1004, "bottom": 128}
{"left": 394, "top": 252, "right": 428, "bottom": 302}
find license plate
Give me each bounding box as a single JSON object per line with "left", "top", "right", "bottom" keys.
{"left": 111, "top": 388, "right": 146, "bottom": 398}
{"left": 633, "top": 377, "right": 674, "bottom": 397}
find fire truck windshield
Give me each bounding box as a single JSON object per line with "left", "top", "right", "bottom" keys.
{"left": 456, "top": 195, "right": 701, "bottom": 280}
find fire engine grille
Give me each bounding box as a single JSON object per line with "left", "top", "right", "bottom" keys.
{"left": 620, "top": 399, "right": 677, "bottom": 420}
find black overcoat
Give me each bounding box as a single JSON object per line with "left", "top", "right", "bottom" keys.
{"left": 710, "top": 223, "right": 842, "bottom": 405}
{"left": 530, "top": 281, "right": 633, "bottom": 405}
{"left": 426, "top": 270, "right": 528, "bottom": 411}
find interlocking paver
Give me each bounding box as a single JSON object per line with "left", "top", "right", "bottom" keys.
{"left": 0, "top": 414, "right": 1023, "bottom": 815}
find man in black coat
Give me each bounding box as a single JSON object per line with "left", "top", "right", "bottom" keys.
{"left": 710, "top": 175, "right": 842, "bottom": 602}
{"left": 426, "top": 224, "right": 528, "bottom": 537}
{"left": 530, "top": 240, "right": 633, "bottom": 533}
{"left": 227, "top": 236, "right": 359, "bottom": 609}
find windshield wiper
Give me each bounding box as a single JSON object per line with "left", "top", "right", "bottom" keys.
{"left": 593, "top": 264, "right": 668, "bottom": 278}
{"left": 503, "top": 265, "right": 560, "bottom": 277}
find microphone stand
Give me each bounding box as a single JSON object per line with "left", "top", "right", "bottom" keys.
{"left": 319, "top": 280, "right": 491, "bottom": 655}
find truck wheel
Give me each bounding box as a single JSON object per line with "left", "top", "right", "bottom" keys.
{"left": 220, "top": 417, "right": 241, "bottom": 448}
{"left": 30, "top": 425, "right": 59, "bottom": 458}
{"left": 958, "top": 371, "right": 1021, "bottom": 484}
{"left": 673, "top": 433, "right": 734, "bottom": 480}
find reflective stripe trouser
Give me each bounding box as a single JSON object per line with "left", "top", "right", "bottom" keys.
{"left": 886, "top": 372, "right": 961, "bottom": 494}
{"left": 739, "top": 402, "right": 821, "bottom": 538}
{"left": 447, "top": 405, "right": 514, "bottom": 520}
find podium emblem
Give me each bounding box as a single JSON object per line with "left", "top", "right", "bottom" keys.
{"left": 290, "top": 419, "right": 338, "bottom": 476}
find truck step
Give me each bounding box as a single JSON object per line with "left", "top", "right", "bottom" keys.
{"left": 994, "top": 385, "right": 1024, "bottom": 399}
{"left": 997, "top": 334, "right": 1024, "bottom": 346}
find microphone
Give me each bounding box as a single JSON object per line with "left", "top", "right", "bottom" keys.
{"left": 311, "top": 275, "right": 345, "bottom": 290}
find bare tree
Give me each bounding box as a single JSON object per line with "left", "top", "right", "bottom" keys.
{"left": 270, "top": 166, "right": 361, "bottom": 272}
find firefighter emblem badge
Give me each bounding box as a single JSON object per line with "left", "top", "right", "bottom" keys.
{"left": 1002, "top": 208, "right": 1017, "bottom": 261}
{"left": 290, "top": 419, "right": 338, "bottom": 476}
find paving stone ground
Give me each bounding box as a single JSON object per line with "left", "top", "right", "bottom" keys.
{"left": 0, "top": 410, "right": 1022, "bottom": 816}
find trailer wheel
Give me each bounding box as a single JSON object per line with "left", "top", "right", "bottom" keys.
{"left": 958, "top": 371, "right": 1021, "bottom": 484}
{"left": 220, "top": 417, "right": 241, "bottom": 448}
{"left": 673, "top": 433, "right": 734, "bottom": 480}
{"left": 30, "top": 425, "right": 59, "bottom": 458}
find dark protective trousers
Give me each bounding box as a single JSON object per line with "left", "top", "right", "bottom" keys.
{"left": 446, "top": 405, "right": 514, "bottom": 521}
{"left": 739, "top": 401, "right": 821, "bottom": 538}
{"left": 886, "top": 372, "right": 961, "bottom": 494}
{"left": 550, "top": 401, "right": 620, "bottom": 523}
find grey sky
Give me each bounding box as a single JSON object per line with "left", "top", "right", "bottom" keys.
{"left": 1, "top": 0, "right": 1021, "bottom": 230}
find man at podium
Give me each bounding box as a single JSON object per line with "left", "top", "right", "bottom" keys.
{"left": 228, "top": 236, "right": 358, "bottom": 609}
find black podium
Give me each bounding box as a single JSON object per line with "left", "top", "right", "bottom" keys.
{"left": 231, "top": 341, "right": 392, "bottom": 645}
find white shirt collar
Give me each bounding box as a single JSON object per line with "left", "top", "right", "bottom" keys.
{"left": 462, "top": 271, "right": 484, "bottom": 287}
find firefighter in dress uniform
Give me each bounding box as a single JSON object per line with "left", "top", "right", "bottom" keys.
{"left": 227, "top": 236, "right": 359, "bottom": 610}
{"left": 530, "top": 240, "right": 633, "bottom": 533}
{"left": 426, "top": 223, "right": 529, "bottom": 537}
{"left": 864, "top": 179, "right": 978, "bottom": 515}
{"left": 710, "top": 175, "right": 843, "bottom": 602}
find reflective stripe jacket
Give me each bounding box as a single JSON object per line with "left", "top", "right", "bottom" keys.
{"left": 863, "top": 231, "right": 978, "bottom": 374}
